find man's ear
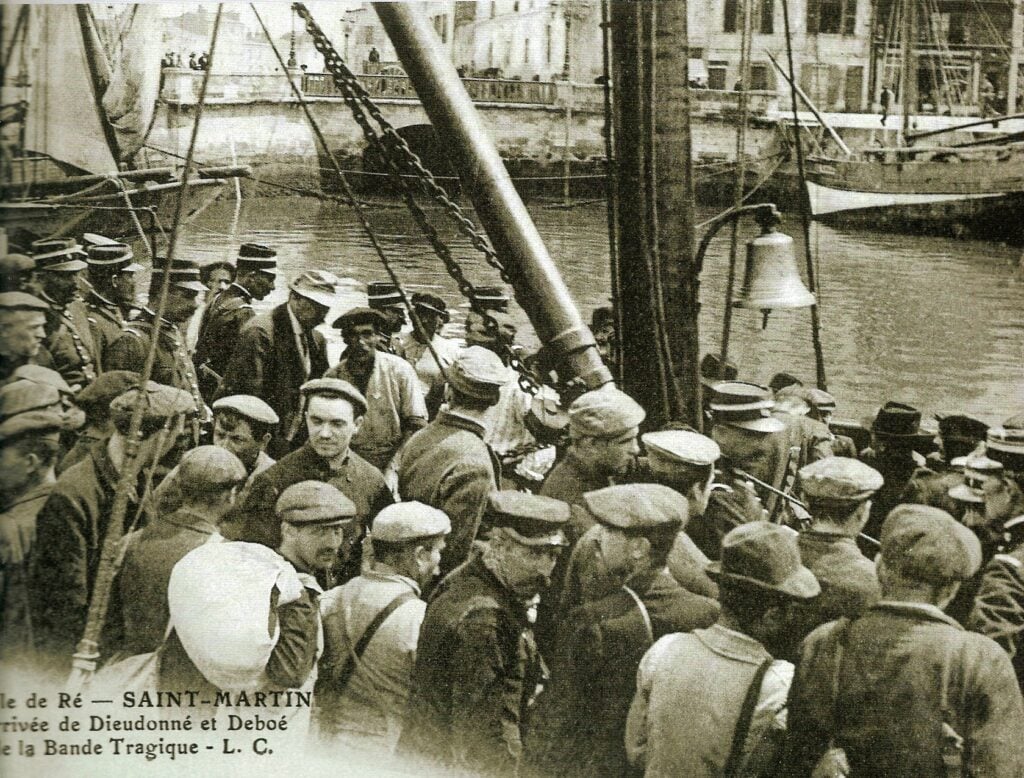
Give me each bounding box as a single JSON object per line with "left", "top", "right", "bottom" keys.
{"left": 259, "top": 432, "right": 272, "bottom": 452}
{"left": 353, "top": 415, "right": 365, "bottom": 434}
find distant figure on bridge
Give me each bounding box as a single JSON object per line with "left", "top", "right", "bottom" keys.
{"left": 880, "top": 85, "right": 894, "bottom": 125}
{"left": 189, "top": 52, "right": 199, "bottom": 70}
{"left": 368, "top": 46, "right": 380, "bottom": 63}
{"left": 198, "top": 51, "right": 209, "bottom": 71}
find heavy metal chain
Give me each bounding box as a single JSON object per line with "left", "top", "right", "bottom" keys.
{"left": 294, "top": 4, "right": 538, "bottom": 393}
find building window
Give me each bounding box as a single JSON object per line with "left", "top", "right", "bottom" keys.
{"left": 751, "top": 63, "right": 771, "bottom": 89}
{"left": 807, "top": 0, "right": 857, "bottom": 35}
{"left": 724, "top": 0, "right": 739, "bottom": 32}
{"left": 709, "top": 61, "right": 729, "bottom": 89}
{"left": 759, "top": 0, "right": 774, "bottom": 33}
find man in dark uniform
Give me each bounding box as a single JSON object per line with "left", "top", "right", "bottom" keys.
{"left": 366, "top": 281, "right": 406, "bottom": 353}
{"left": 216, "top": 270, "right": 338, "bottom": 457}
{"left": 902, "top": 414, "right": 989, "bottom": 517}
{"left": 223, "top": 378, "right": 392, "bottom": 586}
{"left": 399, "top": 491, "right": 570, "bottom": 777}
{"left": 105, "top": 259, "right": 208, "bottom": 439}
{"left": 28, "top": 382, "right": 194, "bottom": 672}
{"left": 81, "top": 242, "right": 142, "bottom": 373}
{"left": 193, "top": 243, "right": 277, "bottom": 400}
{"left": 29, "top": 238, "right": 96, "bottom": 388}
{"left": 528, "top": 484, "right": 719, "bottom": 778}
{"left": 784, "top": 456, "right": 883, "bottom": 658}
{"left": 0, "top": 292, "right": 51, "bottom": 384}
{"left": 398, "top": 346, "right": 509, "bottom": 578}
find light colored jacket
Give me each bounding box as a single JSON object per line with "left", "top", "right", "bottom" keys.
{"left": 626, "top": 624, "right": 792, "bottom": 777}
{"left": 316, "top": 568, "right": 425, "bottom": 753}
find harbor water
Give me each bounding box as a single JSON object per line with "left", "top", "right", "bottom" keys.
{"left": 177, "top": 196, "right": 1024, "bottom": 426}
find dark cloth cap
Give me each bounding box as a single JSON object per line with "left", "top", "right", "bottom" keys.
{"left": 367, "top": 281, "right": 402, "bottom": 308}
{"left": 86, "top": 243, "right": 142, "bottom": 273}
{"left": 11, "top": 364, "right": 73, "bottom": 395}
{"left": 700, "top": 353, "right": 738, "bottom": 386}
{"left": 486, "top": 490, "right": 570, "bottom": 547}
{"left": 177, "top": 445, "right": 247, "bottom": 490}
{"left": 0, "top": 380, "right": 62, "bottom": 418}
{"left": 150, "top": 258, "right": 208, "bottom": 293}
{"left": 590, "top": 305, "right": 614, "bottom": 330}
{"left": 0, "top": 410, "right": 64, "bottom": 443}
{"left": 0, "top": 254, "right": 35, "bottom": 275}
{"left": 706, "top": 521, "right": 820, "bottom": 600}
{"left": 868, "top": 401, "right": 928, "bottom": 438}
{"left": 446, "top": 346, "right": 510, "bottom": 402}
{"left": 880, "top": 504, "right": 982, "bottom": 583}
{"left": 300, "top": 378, "right": 368, "bottom": 416}
{"left": 709, "top": 381, "right": 785, "bottom": 433}
{"left": 935, "top": 414, "right": 989, "bottom": 444}
{"left": 769, "top": 372, "right": 803, "bottom": 393}
{"left": 276, "top": 480, "right": 356, "bottom": 526}
{"left": 110, "top": 381, "right": 196, "bottom": 421}
{"left": 411, "top": 291, "right": 449, "bottom": 321}
{"left": 583, "top": 483, "right": 689, "bottom": 532}
{"left": 76, "top": 371, "right": 141, "bottom": 410}
{"left": 30, "top": 238, "right": 87, "bottom": 272}
{"left": 237, "top": 243, "right": 278, "bottom": 273}
{"left": 332, "top": 306, "right": 388, "bottom": 331}
{"left": 0, "top": 292, "right": 49, "bottom": 312}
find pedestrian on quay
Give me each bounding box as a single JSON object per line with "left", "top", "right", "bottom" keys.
{"left": 216, "top": 270, "right": 337, "bottom": 457}
{"left": 783, "top": 503, "right": 1024, "bottom": 777}
{"left": 968, "top": 424, "right": 1024, "bottom": 690}
{"left": 105, "top": 259, "right": 208, "bottom": 431}
{"left": 56, "top": 370, "right": 137, "bottom": 474}
{"left": 193, "top": 243, "right": 277, "bottom": 399}
{"left": 398, "top": 491, "right": 570, "bottom": 777}
{"left": 29, "top": 238, "right": 95, "bottom": 388}
{"left": 397, "top": 346, "right": 508, "bottom": 578}
{"left": 326, "top": 306, "right": 427, "bottom": 471}
{"left": 880, "top": 84, "right": 894, "bottom": 125}
{"left": 626, "top": 521, "right": 820, "bottom": 777}
{"left": 224, "top": 378, "right": 392, "bottom": 585}
{"left": 0, "top": 409, "right": 64, "bottom": 661}
{"left": 28, "top": 381, "right": 194, "bottom": 672}
{"left": 315, "top": 501, "right": 451, "bottom": 753}
{"left": 111, "top": 445, "right": 246, "bottom": 657}
{"left": 0, "top": 292, "right": 51, "bottom": 384}
{"left": 528, "top": 484, "right": 719, "bottom": 778}
{"left": 394, "top": 292, "right": 461, "bottom": 417}
{"left": 81, "top": 243, "right": 142, "bottom": 373}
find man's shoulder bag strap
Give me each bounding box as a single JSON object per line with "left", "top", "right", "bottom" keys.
{"left": 331, "top": 590, "right": 417, "bottom": 692}
{"left": 723, "top": 655, "right": 775, "bottom": 778}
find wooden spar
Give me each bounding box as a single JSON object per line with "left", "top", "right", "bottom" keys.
{"left": 906, "top": 112, "right": 1024, "bottom": 142}
{"left": 608, "top": 0, "right": 700, "bottom": 429}
{"left": 372, "top": 2, "right": 611, "bottom": 390}
{"left": 766, "top": 51, "right": 852, "bottom": 156}
{"left": 900, "top": 0, "right": 916, "bottom": 142}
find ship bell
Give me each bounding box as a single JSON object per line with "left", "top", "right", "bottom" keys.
{"left": 733, "top": 222, "right": 815, "bottom": 327}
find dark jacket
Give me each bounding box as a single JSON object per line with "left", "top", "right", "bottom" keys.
{"left": 528, "top": 568, "right": 720, "bottom": 777}
{"left": 968, "top": 543, "right": 1024, "bottom": 691}
{"left": 0, "top": 482, "right": 54, "bottom": 660}
{"left": 782, "top": 601, "right": 1024, "bottom": 777}
{"left": 193, "top": 283, "right": 255, "bottom": 400}
{"left": 44, "top": 296, "right": 96, "bottom": 387}
{"left": 216, "top": 304, "right": 328, "bottom": 458}
{"left": 82, "top": 289, "right": 125, "bottom": 373}
{"left": 398, "top": 411, "right": 500, "bottom": 577}
{"left": 221, "top": 442, "right": 392, "bottom": 584}
{"left": 113, "top": 507, "right": 220, "bottom": 656}
{"left": 28, "top": 440, "right": 146, "bottom": 671}
{"left": 399, "top": 555, "right": 544, "bottom": 776}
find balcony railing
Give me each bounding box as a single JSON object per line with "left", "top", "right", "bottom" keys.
{"left": 302, "top": 72, "right": 557, "bottom": 105}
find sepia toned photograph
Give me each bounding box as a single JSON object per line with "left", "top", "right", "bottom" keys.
{"left": 1, "top": 0, "right": 1023, "bottom": 775}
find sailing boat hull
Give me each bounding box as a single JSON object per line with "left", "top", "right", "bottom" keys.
{"left": 805, "top": 146, "right": 1024, "bottom": 244}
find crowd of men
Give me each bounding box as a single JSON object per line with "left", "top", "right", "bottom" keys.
{"left": 2, "top": 235, "right": 1024, "bottom": 775}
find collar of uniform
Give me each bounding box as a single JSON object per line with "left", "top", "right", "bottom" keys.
{"left": 800, "top": 529, "right": 861, "bottom": 548}
{"left": 87, "top": 288, "right": 119, "bottom": 310}
{"left": 161, "top": 507, "right": 220, "bottom": 536}
{"left": 697, "top": 622, "right": 773, "bottom": 664}
{"left": 227, "top": 282, "right": 253, "bottom": 302}
{"left": 39, "top": 290, "right": 64, "bottom": 311}
{"left": 872, "top": 600, "right": 963, "bottom": 629}
{"left": 138, "top": 307, "right": 178, "bottom": 332}
{"left": 437, "top": 408, "right": 486, "bottom": 438}
{"left": 1, "top": 480, "right": 55, "bottom": 512}
{"left": 366, "top": 564, "right": 422, "bottom": 597}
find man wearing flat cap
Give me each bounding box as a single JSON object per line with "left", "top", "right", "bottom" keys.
{"left": 398, "top": 346, "right": 508, "bottom": 578}
{"left": 56, "top": 370, "right": 139, "bottom": 474}
{"left": 326, "top": 306, "right": 428, "bottom": 471}
{"left": 400, "top": 490, "right": 569, "bottom": 776}
{"left": 29, "top": 381, "right": 195, "bottom": 671}
{"left": 529, "top": 484, "right": 720, "bottom": 778}
{"left": 225, "top": 378, "right": 392, "bottom": 586}
{"left": 395, "top": 292, "right": 461, "bottom": 416}
{"left": 193, "top": 243, "right": 278, "bottom": 401}
{"left": 316, "top": 501, "right": 451, "bottom": 752}
{"left": 106, "top": 259, "right": 208, "bottom": 433}
{"left": 29, "top": 238, "right": 96, "bottom": 388}
{"left": 0, "top": 253, "right": 36, "bottom": 294}
{"left": 109, "top": 445, "right": 247, "bottom": 657}
{"left": 82, "top": 242, "right": 143, "bottom": 372}
{"left": 627, "top": 522, "right": 820, "bottom": 777}
{"left": 0, "top": 410, "right": 64, "bottom": 659}
{"left": 217, "top": 270, "right": 338, "bottom": 457}
{"left": 785, "top": 456, "right": 883, "bottom": 656}
{"left": 0, "top": 292, "right": 53, "bottom": 384}
{"left": 783, "top": 504, "right": 1024, "bottom": 777}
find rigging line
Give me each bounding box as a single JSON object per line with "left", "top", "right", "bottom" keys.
{"left": 250, "top": 3, "right": 450, "bottom": 387}
{"left": 780, "top": 0, "right": 827, "bottom": 391}
{"left": 66, "top": 4, "right": 225, "bottom": 693}
{"left": 600, "top": 0, "right": 623, "bottom": 385}
{"left": 2, "top": 5, "right": 29, "bottom": 77}
{"left": 112, "top": 176, "right": 153, "bottom": 259}
{"left": 720, "top": 0, "right": 756, "bottom": 377}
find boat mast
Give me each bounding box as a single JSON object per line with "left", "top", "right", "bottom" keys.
{"left": 900, "top": 0, "right": 916, "bottom": 142}
{"left": 74, "top": 5, "right": 123, "bottom": 166}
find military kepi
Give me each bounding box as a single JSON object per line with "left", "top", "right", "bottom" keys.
{"left": 237, "top": 243, "right": 277, "bottom": 274}
{"left": 486, "top": 491, "right": 570, "bottom": 547}
{"left": 276, "top": 480, "right": 356, "bottom": 526}
{"left": 150, "top": 258, "right": 208, "bottom": 293}
{"left": 86, "top": 243, "right": 143, "bottom": 273}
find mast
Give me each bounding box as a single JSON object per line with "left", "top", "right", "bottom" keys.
{"left": 900, "top": 0, "right": 915, "bottom": 141}
{"left": 372, "top": 2, "right": 611, "bottom": 390}
{"left": 75, "top": 5, "right": 122, "bottom": 165}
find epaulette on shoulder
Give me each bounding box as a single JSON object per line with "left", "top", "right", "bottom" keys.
{"left": 121, "top": 326, "right": 147, "bottom": 341}
{"left": 993, "top": 553, "right": 1023, "bottom": 570}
